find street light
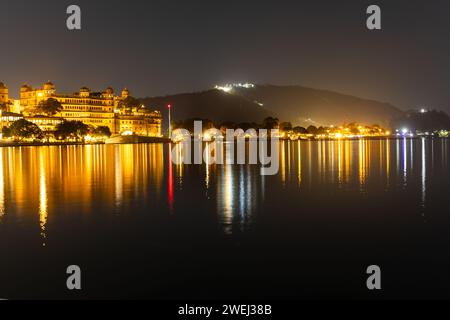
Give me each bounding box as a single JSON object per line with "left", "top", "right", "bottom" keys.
{"left": 167, "top": 104, "right": 172, "bottom": 139}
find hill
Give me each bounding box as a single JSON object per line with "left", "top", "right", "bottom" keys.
{"left": 140, "top": 90, "right": 273, "bottom": 125}
{"left": 230, "top": 85, "right": 404, "bottom": 127}
{"left": 139, "top": 85, "right": 404, "bottom": 128}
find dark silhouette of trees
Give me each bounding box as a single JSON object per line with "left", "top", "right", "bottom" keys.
{"left": 279, "top": 122, "right": 293, "bottom": 132}
{"left": 293, "top": 126, "right": 308, "bottom": 134}
{"left": 172, "top": 118, "right": 214, "bottom": 132}
{"left": 91, "top": 126, "right": 112, "bottom": 138}
{"left": 0, "top": 102, "right": 11, "bottom": 112}
{"left": 55, "top": 120, "right": 89, "bottom": 141}
{"left": 36, "top": 98, "right": 62, "bottom": 116}
{"left": 306, "top": 125, "right": 318, "bottom": 135}
{"left": 262, "top": 117, "right": 279, "bottom": 130}
{"left": 8, "top": 119, "right": 43, "bottom": 141}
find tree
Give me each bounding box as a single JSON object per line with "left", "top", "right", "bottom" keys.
{"left": 92, "top": 126, "right": 112, "bottom": 138}
{"left": 306, "top": 125, "right": 318, "bottom": 135}
{"left": 218, "top": 121, "right": 237, "bottom": 130}
{"left": 0, "top": 102, "right": 11, "bottom": 112}
{"left": 316, "top": 126, "right": 327, "bottom": 135}
{"left": 118, "top": 96, "right": 142, "bottom": 112}
{"left": 173, "top": 118, "right": 214, "bottom": 132}
{"left": 262, "top": 117, "right": 279, "bottom": 130}
{"left": 9, "top": 119, "right": 43, "bottom": 141}
{"left": 293, "top": 126, "right": 307, "bottom": 134}
{"left": 36, "top": 98, "right": 62, "bottom": 116}
{"left": 55, "top": 120, "right": 89, "bottom": 141}
{"left": 279, "top": 122, "right": 293, "bottom": 132}
{"left": 2, "top": 126, "right": 11, "bottom": 138}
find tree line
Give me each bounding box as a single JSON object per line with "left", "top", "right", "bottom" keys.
{"left": 172, "top": 117, "right": 383, "bottom": 135}
{"left": 2, "top": 119, "right": 111, "bottom": 142}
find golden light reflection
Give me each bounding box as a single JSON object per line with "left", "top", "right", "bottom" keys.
{"left": 39, "top": 150, "right": 48, "bottom": 246}
{"left": 223, "top": 164, "right": 233, "bottom": 226}
{"left": 205, "top": 143, "right": 210, "bottom": 190}
{"left": 330, "top": 141, "right": 335, "bottom": 183}
{"left": 345, "top": 140, "right": 351, "bottom": 184}
{"left": 0, "top": 149, "right": 4, "bottom": 219}
{"left": 338, "top": 139, "right": 343, "bottom": 184}
{"left": 386, "top": 139, "right": 390, "bottom": 183}
{"left": 168, "top": 143, "right": 174, "bottom": 213}
{"left": 297, "top": 141, "right": 302, "bottom": 187}
{"left": 0, "top": 139, "right": 444, "bottom": 239}
{"left": 318, "top": 140, "right": 322, "bottom": 179}
{"left": 287, "top": 141, "right": 291, "bottom": 183}
{"left": 177, "top": 143, "right": 183, "bottom": 186}
{"left": 308, "top": 140, "right": 312, "bottom": 187}
{"left": 114, "top": 145, "right": 123, "bottom": 207}
{"left": 280, "top": 141, "right": 286, "bottom": 185}
{"left": 358, "top": 139, "right": 367, "bottom": 187}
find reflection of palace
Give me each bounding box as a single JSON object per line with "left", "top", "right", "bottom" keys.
{"left": 0, "top": 81, "right": 162, "bottom": 137}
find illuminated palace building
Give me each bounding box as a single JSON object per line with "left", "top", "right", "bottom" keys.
{"left": 1, "top": 81, "right": 162, "bottom": 136}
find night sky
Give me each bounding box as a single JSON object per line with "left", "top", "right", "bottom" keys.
{"left": 1, "top": 0, "right": 450, "bottom": 112}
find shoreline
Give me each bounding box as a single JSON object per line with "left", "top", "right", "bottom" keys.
{"left": 0, "top": 135, "right": 446, "bottom": 148}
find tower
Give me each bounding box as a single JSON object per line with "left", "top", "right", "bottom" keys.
{"left": 121, "top": 88, "right": 130, "bottom": 99}
{"left": 43, "top": 81, "right": 56, "bottom": 96}
{"left": 79, "top": 86, "right": 91, "bottom": 98}
{"left": 0, "top": 82, "right": 9, "bottom": 105}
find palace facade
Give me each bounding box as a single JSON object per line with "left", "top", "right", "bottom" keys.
{"left": 2, "top": 81, "right": 162, "bottom": 137}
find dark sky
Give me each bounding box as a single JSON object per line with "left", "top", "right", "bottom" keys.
{"left": 1, "top": 0, "right": 450, "bottom": 112}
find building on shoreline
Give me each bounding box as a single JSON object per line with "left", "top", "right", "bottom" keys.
{"left": 0, "top": 82, "right": 9, "bottom": 105}
{"left": 2, "top": 81, "right": 162, "bottom": 136}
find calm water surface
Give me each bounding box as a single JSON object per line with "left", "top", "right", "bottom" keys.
{"left": 0, "top": 139, "right": 449, "bottom": 299}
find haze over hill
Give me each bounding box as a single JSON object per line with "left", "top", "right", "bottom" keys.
{"left": 230, "top": 85, "right": 404, "bottom": 127}
{"left": 140, "top": 85, "right": 404, "bottom": 128}
{"left": 140, "top": 90, "right": 273, "bottom": 124}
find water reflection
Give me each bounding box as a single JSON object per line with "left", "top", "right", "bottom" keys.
{"left": 168, "top": 143, "right": 174, "bottom": 213}
{"left": 421, "top": 138, "right": 426, "bottom": 218}
{"left": 39, "top": 150, "right": 48, "bottom": 246}
{"left": 0, "top": 149, "right": 4, "bottom": 218}
{"left": 0, "top": 139, "right": 449, "bottom": 241}
{"left": 216, "top": 162, "right": 261, "bottom": 235}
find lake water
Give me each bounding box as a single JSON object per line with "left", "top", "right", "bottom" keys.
{"left": 0, "top": 139, "right": 449, "bottom": 299}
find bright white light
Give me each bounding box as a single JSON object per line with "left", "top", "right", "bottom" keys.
{"left": 203, "top": 133, "right": 211, "bottom": 141}
{"left": 215, "top": 85, "right": 233, "bottom": 93}
{"left": 214, "top": 82, "right": 255, "bottom": 93}
{"left": 401, "top": 128, "right": 409, "bottom": 135}
{"left": 420, "top": 108, "right": 427, "bottom": 113}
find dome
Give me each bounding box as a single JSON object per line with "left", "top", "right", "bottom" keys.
{"left": 43, "top": 81, "right": 55, "bottom": 90}
{"left": 80, "top": 86, "right": 90, "bottom": 92}
{"left": 105, "top": 87, "right": 114, "bottom": 94}
{"left": 0, "top": 82, "right": 7, "bottom": 89}
{"left": 121, "top": 88, "right": 130, "bottom": 97}
{"left": 20, "top": 84, "right": 31, "bottom": 92}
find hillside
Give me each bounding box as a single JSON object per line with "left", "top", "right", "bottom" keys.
{"left": 140, "top": 90, "right": 273, "bottom": 125}
{"left": 231, "top": 85, "right": 404, "bottom": 127}
{"left": 139, "top": 85, "right": 404, "bottom": 128}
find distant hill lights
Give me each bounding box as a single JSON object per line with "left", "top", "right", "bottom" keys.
{"left": 214, "top": 83, "right": 255, "bottom": 93}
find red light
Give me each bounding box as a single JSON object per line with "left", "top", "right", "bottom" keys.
{"left": 167, "top": 104, "right": 172, "bottom": 109}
